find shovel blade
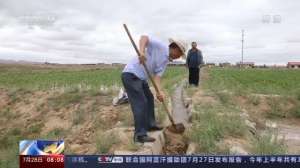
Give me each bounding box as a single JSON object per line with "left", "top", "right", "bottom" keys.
{"left": 167, "top": 123, "right": 185, "bottom": 134}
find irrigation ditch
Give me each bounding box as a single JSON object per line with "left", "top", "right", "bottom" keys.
{"left": 114, "top": 80, "right": 193, "bottom": 155}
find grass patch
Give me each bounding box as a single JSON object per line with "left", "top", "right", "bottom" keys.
{"left": 118, "top": 109, "right": 133, "bottom": 127}
{"left": 251, "top": 131, "right": 286, "bottom": 155}
{"left": 247, "top": 95, "right": 261, "bottom": 106}
{"left": 234, "top": 88, "right": 248, "bottom": 97}
{"left": 48, "top": 88, "right": 83, "bottom": 110}
{"left": 223, "top": 115, "right": 247, "bottom": 137}
{"left": 156, "top": 103, "right": 167, "bottom": 124}
{"left": 186, "top": 67, "right": 298, "bottom": 155}
{"left": 215, "top": 92, "right": 232, "bottom": 105}
{"left": 205, "top": 68, "right": 300, "bottom": 96}
{"left": 161, "top": 66, "right": 186, "bottom": 94}
{"left": 187, "top": 104, "right": 247, "bottom": 154}
{"left": 0, "top": 148, "right": 19, "bottom": 168}
{"left": 72, "top": 107, "right": 85, "bottom": 125}
{"left": 36, "top": 103, "right": 48, "bottom": 114}
{"left": 0, "top": 128, "right": 23, "bottom": 167}
{"left": 8, "top": 90, "right": 19, "bottom": 104}
{"left": 0, "top": 66, "right": 123, "bottom": 90}
{"left": 265, "top": 96, "right": 300, "bottom": 119}
{"left": 86, "top": 89, "right": 114, "bottom": 97}
{"left": 290, "top": 103, "right": 300, "bottom": 118}
{"left": 0, "top": 142, "right": 19, "bottom": 167}
{"left": 7, "top": 88, "right": 32, "bottom": 105}
{"left": 10, "top": 128, "right": 22, "bottom": 136}
{"left": 46, "top": 128, "right": 65, "bottom": 139}
{"left": 96, "top": 131, "right": 120, "bottom": 154}
{"left": 266, "top": 97, "right": 285, "bottom": 118}
{"left": 27, "top": 122, "right": 44, "bottom": 134}
{"left": 0, "top": 107, "right": 16, "bottom": 120}
{"left": 188, "top": 120, "right": 222, "bottom": 153}
{"left": 297, "top": 91, "right": 300, "bottom": 101}
{"left": 186, "top": 85, "right": 198, "bottom": 97}
{"left": 0, "top": 132, "right": 21, "bottom": 150}
{"left": 125, "top": 140, "right": 140, "bottom": 151}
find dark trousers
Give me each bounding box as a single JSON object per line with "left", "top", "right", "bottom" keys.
{"left": 189, "top": 67, "right": 200, "bottom": 86}
{"left": 121, "top": 72, "right": 156, "bottom": 139}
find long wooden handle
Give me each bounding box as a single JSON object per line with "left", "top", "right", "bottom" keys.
{"left": 123, "top": 24, "right": 160, "bottom": 93}
{"left": 123, "top": 24, "right": 175, "bottom": 125}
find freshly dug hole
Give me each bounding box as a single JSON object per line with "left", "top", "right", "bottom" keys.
{"left": 162, "top": 128, "right": 188, "bottom": 154}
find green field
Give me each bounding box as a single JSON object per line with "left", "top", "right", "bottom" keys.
{"left": 0, "top": 65, "right": 185, "bottom": 91}
{"left": 205, "top": 68, "right": 300, "bottom": 96}
{"left": 187, "top": 67, "right": 300, "bottom": 155}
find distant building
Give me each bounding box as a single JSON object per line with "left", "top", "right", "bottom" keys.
{"left": 219, "top": 62, "right": 231, "bottom": 68}
{"left": 97, "top": 63, "right": 107, "bottom": 66}
{"left": 287, "top": 62, "right": 300, "bottom": 69}
{"left": 236, "top": 62, "right": 255, "bottom": 68}
{"left": 206, "top": 63, "right": 216, "bottom": 68}
{"left": 111, "top": 63, "right": 125, "bottom": 67}
{"left": 168, "top": 60, "right": 185, "bottom": 66}
{"left": 270, "top": 64, "right": 286, "bottom": 69}
{"left": 256, "top": 64, "right": 268, "bottom": 68}
{"left": 81, "top": 64, "right": 97, "bottom": 65}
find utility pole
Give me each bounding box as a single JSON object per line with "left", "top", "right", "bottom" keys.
{"left": 241, "top": 29, "right": 244, "bottom": 68}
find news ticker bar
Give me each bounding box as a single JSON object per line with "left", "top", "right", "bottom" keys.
{"left": 20, "top": 155, "right": 300, "bottom": 168}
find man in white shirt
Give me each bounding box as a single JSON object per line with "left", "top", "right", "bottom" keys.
{"left": 122, "top": 35, "right": 187, "bottom": 143}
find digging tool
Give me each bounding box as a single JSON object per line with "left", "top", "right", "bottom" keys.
{"left": 123, "top": 24, "right": 185, "bottom": 134}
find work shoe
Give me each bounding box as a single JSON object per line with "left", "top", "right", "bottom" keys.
{"left": 134, "top": 135, "right": 156, "bottom": 143}
{"left": 148, "top": 125, "right": 164, "bottom": 132}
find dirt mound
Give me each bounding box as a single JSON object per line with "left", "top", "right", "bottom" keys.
{"left": 0, "top": 88, "right": 132, "bottom": 155}
{"left": 163, "top": 128, "right": 188, "bottom": 154}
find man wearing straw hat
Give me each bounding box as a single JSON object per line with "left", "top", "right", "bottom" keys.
{"left": 122, "top": 35, "right": 187, "bottom": 143}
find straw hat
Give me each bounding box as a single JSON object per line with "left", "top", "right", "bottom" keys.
{"left": 168, "top": 38, "right": 188, "bottom": 59}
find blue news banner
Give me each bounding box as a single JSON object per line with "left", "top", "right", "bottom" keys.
{"left": 65, "top": 155, "right": 300, "bottom": 168}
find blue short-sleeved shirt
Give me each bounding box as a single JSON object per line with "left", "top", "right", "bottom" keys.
{"left": 123, "top": 36, "right": 169, "bottom": 80}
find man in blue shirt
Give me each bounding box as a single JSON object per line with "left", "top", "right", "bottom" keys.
{"left": 122, "top": 35, "right": 187, "bottom": 143}
{"left": 186, "top": 42, "right": 204, "bottom": 86}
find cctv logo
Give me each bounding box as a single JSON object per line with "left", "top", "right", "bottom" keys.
{"left": 98, "top": 156, "right": 123, "bottom": 163}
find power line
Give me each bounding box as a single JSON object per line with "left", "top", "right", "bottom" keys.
{"left": 241, "top": 29, "right": 244, "bottom": 67}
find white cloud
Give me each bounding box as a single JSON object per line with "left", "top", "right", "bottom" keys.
{"left": 0, "top": 0, "right": 299, "bottom": 64}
